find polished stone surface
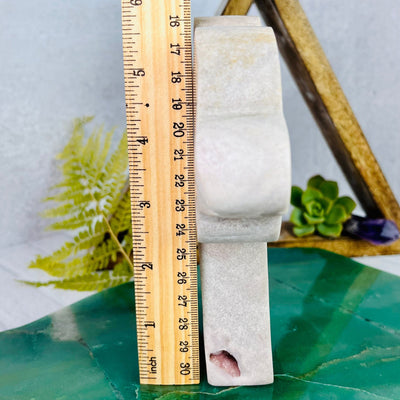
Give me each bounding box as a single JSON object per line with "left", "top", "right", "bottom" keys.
{"left": 200, "top": 242, "right": 273, "bottom": 386}
{"left": 1, "top": 248, "right": 400, "bottom": 399}
{"left": 195, "top": 19, "right": 291, "bottom": 221}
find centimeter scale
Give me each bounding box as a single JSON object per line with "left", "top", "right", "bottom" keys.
{"left": 121, "top": 0, "right": 200, "bottom": 385}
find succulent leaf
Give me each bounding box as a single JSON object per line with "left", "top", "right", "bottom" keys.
{"left": 325, "top": 204, "right": 349, "bottom": 225}
{"left": 304, "top": 212, "right": 325, "bottom": 225}
{"left": 317, "top": 223, "right": 342, "bottom": 238}
{"left": 307, "top": 175, "right": 324, "bottom": 190}
{"left": 290, "top": 207, "right": 307, "bottom": 226}
{"left": 319, "top": 197, "right": 333, "bottom": 215}
{"left": 319, "top": 180, "right": 339, "bottom": 200}
{"left": 302, "top": 188, "right": 323, "bottom": 204}
{"left": 305, "top": 200, "right": 325, "bottom": 218}
{"left": 291, "top": 186, "right": 303, "bottom": 208}
{"left": 335, "top": 196, "right": 356, "bottom": 214}
{"left": 293, "top": 224, "right": 315, "bottom": 237}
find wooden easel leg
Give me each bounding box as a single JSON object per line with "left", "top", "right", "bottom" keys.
{"left": 220, "top": 0, "right": 254, "bottom": 15}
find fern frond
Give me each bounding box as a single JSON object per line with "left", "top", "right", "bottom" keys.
{"left": 47, "top": 211, "right": 97, "bottom": 231}
{"left": 42, "top": 193, "right": 92, "bottom": 217}
{"left": 29, "top": 236, "right": 123, "bottom": 278}
{"left": 28, "top": 241, "right": 76, "bottom": 277}
{"left": 25, "top": 117, "right": 134, "bottom": 290}
{"left": 21, "top": 266, "right": 132, "bottom": 292}
{"left": 110, "top": 188, "right": 132, "bottom": 234}
{"left": 101, "top": 134, "right": 128, "bottom": 216}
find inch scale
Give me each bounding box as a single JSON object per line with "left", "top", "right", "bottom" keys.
{"left": 121, "top": 0, "right": 199, "bottom": 385}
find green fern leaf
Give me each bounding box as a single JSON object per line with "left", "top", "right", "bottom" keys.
{"left": 21, "top": 267, "right": 132, "bottom": 292}
{"left": 110, "top": 189, "right": 132, "bottom": 233}
{"left": 26, "top": 118, "right": 134, "bottom": 290}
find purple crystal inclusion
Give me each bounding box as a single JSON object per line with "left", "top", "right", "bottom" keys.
{"left": 344, "top": 215, "right": 400, "bottom": 245}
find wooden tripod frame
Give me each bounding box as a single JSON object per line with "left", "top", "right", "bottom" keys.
{"left": 220, "top": 0, "right": 400, "bottom": 256}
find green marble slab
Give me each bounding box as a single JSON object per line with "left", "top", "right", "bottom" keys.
{"left": 1, "top": 248, "right": 399, "bottom": 399}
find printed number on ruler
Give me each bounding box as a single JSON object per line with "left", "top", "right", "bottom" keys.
{"left": 121, "top": 0, "right": 199, "bottom": 385}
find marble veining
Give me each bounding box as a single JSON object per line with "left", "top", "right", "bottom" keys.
{"left": 1, "top": 248, "right": 400, "bottom": 399}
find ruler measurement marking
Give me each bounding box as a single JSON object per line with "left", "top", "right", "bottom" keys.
{"left": 121, "top": 0, "right": 199, "bottom": 385}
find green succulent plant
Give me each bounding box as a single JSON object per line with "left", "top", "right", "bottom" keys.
{"left": 290, "top": 175, "right": 356, "bottom": 238}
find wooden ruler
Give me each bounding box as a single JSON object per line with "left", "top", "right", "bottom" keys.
{"left": 121, "top": 0, "right": 199, "bottom": 385}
